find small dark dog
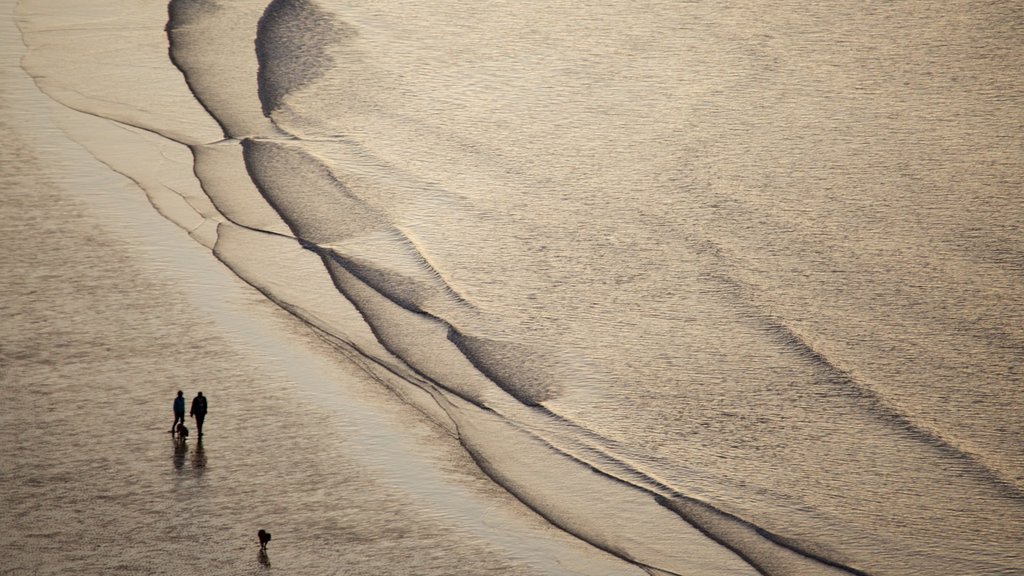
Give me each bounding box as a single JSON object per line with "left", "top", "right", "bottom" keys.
{"left": 176, "top": 422, "right": 189, "bottom": 440}
{"left": 258, "top": 529, "right": 271, "bottom": 551}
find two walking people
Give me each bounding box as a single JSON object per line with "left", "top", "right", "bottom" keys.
{"left": 170, "top": 390, "right": 208, "bottom": 438}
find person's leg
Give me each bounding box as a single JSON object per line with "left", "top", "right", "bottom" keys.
{"left": 195, "top": 414, "right": 204, "bottom": 436}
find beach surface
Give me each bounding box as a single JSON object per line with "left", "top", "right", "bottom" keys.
{"left": 4, "top": 1, "right": 1023, "bottom": 575}
{"left": 0, "top": 6, "right": 647, "bottom": 574}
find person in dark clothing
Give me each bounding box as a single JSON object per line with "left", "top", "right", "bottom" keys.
{"left": 171, "top": 390, "right": 186, "bottom": 435}
{"left": 190, "top": 391, "right": 208, "bottom": 437}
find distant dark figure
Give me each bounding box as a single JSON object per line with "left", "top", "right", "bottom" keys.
{"left": 170, "top": 390, "right": 186, "bottom": 435}
{"left": 258, "top": 529, "right": 271, "bottom": 551}
{"left": 190, "top": 392, "right": 208, "bottom": 437}
{"left": 176, "top": 422, "right": 189, "bottom": 440}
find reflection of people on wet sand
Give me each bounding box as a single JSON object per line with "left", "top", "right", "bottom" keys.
{"left": 172, "top": 435, "right": 188, "bottom": 469}
{"left": 170, "top": 390, "right": 185, "bottom": 435}
{"left": 190, "top": 391, "right": 207, "bottom": 437}
{"left": 190, "top": 437, "right": 206, "bottom": 470}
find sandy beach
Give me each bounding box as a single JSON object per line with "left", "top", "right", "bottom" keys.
{"left": 0, "top": 5, "right": 645, "bottom": 574}
{"left": 4, "top": 1, "right": 1022, "bottom": 574}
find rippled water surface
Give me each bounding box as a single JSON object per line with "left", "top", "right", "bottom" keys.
{"left": 4, "top": 1, "right": 1023, "bottom": 574}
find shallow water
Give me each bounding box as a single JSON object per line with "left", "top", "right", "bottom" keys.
{"left": 0, "top": 9, "right": 648, "bottom": 574}
{"left": 6, "top": 0, "right": 1024, "bottom": 574}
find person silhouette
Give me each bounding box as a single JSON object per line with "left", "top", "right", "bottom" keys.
{"left": 190, "top": 391, "right": 208, "bottom": 437}
{"left": 170, "top": 391, "right": 185, "bottom": 435}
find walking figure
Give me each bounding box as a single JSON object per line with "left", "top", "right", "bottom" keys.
{"left": 170, "top": 391, "right": 185, "bottom": 435}
{"left": 190, "top": 391, "right": 208, "bottom": 438}
{"left": 258, "top": 529, "right": 272, "bottom": 551}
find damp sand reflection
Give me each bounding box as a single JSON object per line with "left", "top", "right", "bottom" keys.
{"left": 171, "top": 437, "right": 207, "bottom": 476}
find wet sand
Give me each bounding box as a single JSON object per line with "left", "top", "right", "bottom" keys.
{"left": 0, "top": 7, "right": 641, "bottom": 574}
